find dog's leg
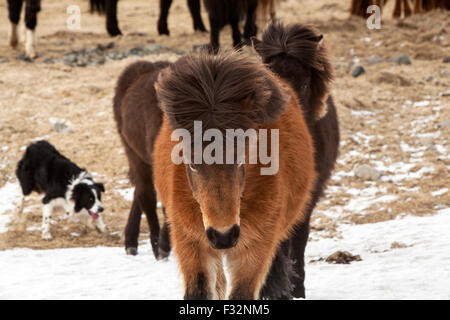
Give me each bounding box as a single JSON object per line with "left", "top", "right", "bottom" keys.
{"left": 42, "top": 203, "right": 53, "bottom": 240}
{"left": 94, "top": 216, "right": 107, "bottom": 233}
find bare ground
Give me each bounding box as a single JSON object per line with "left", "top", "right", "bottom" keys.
{"left": 0, "top": 0, "right": 448, "bottom": 251}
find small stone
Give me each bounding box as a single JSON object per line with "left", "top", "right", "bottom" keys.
{"left": 443, "top": 57, "right": 450, "bottom": 63}
{"left": 439, "top": 69, "right": 450, "bottom": 78}
{"left": 17, "top": 54, "right": 34, "bottom": 63}
{"left": 389, "top": 54, "right": 412, "bottom": 65}
{"left": 326, "top": 251, "right": 362, "bottom": 264}
{"left": 346, "top": 60, "right": 355, "bottom": 73}
{"left": 352, "top": 65, "right": 365, "bottom": 77}
{"left": 424, "top": 75, "right": 434, "bottom": 82}
{"left": 43, "top": 57, "right": 56, "bottom": 64}
{"left": 0, "top": 57, "right": 9, "bottom": 64}
{"left": 364, "top": 55, "right": 383, "bottom": 66}
{"left": 355, "top": 165, "right": 382, "bottom": 180}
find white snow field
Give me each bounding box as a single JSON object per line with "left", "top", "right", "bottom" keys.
{"left": 0, "top": 182, "right": 449, "bottom": 299}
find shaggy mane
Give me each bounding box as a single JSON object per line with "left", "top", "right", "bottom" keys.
{"left": 155, "top": 51, "right": 288, "bottom": 134}
{"left": 253, "top": 22, "right": 333, "bottom": 120}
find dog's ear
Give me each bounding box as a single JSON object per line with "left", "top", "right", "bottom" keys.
{"left": 71, "top": 184, "right": 85, "bottom": 213}
{"left": 94, "top": 182, "right": 105, "bottom": 193}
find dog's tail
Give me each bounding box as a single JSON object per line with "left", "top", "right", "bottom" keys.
{"left": 90, "top": 0, "right": 106, "bottom": 15}
{"left": 252, "top": 22, "right": 333, "bottom": 120}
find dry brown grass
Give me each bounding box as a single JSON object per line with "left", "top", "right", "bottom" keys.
{"left": 0, "top": 0, "right": 449, "bottom": 250}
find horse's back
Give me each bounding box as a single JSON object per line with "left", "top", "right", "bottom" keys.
{"left": 113, "top": 60, "right": 171, "bottom": 163}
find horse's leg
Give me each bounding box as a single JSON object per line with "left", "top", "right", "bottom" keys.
{"left": 229, "top": 2, "right": 242, "bottom": 49}
{"left": 7, "top": 0, "right": 23, "bottom": 48}
{"left": 106, "top": 0, "right": 122, "bottom": 36}
{"left": 243, "top": 0, "right": 258, "bottom": 44}
{"left": 124, "top": 194, "right": 142, "bottom": 255}
{"left": 187, "top": 0, "right": 207, "bottom": 32}
{"left": 288, "top": 215, "right": 311, "bottom": 298}
{"left": 269, "top": 0, "right": 278, "bottom": 22}
{"left": 207, "top": 10, "right": 221, "bottom": 53}
{"left": 393, "top": 0, "right": 402, "bottom": 17}
{"left": 137, "top": 181, "right": 160, "bottom": 260}
{"left": 177, "top": 242, "right": 220, "bottom": 299}
{"left": 227, "top": 242, "right": 276, "bottom": 299}
{"left": 158, "top": 207, "right": 172, "bottom": 259}
{"left": 158, "top": 0, "right": 172, "bottom": 35}
{"left": 413, "top": 0, "right": 423, "bottom": 13}
{"left": 24, "top": 0, "right": 40, "bottom": 58}
{"left": 403, "top": 0, "right": 412, "bottom": 16}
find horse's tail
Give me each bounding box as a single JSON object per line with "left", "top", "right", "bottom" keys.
{"left": 90, "top": 0, "right": 106, "bottom": 15}
{"left": 252, "top": 22, "right": 333, "bottom": 120}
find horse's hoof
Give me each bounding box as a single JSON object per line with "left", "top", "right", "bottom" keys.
{"left": 157, "top": 21, "right": 170, "bottom": 36}
{"left": 42, "top": 232, "right": 53, "bottom": 241}
{"left": 126, "top": 247, "right": 138, "bottom": 256}
{"left": 159, "top": 248, "right": 170, "bottom": 260}
{"left": 107, "top": 26, "right": 122, "bottom": 37}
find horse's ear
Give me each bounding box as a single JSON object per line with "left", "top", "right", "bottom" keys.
{"left": 309, "top": 35, "right": 333, "bottom": 120}
{"left": 244, "top": 76, "right": 289, "bottom": 125}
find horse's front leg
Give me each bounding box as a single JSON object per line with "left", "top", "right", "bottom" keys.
{"left": 227, "top": 241, "right": 276, "bottom": 300}
{"left": 176, "top": 240, "right": 221, "bottom": 300}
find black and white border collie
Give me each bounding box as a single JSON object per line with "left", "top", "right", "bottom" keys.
{"left": 16, "top": 140, "right": 106, "bottom": 240}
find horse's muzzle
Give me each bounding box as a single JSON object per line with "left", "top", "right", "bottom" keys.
{"left": 206, "top": 224, "right": 240, "bottom": 249}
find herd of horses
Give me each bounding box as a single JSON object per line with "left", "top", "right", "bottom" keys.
{"left": 114, "top": 20, "right": 339, "bottom": 299}
{"left": 350, "top": 0, "right": 450, "bottom": 18}
{"left": 6, "top": 0, "right": 449, "bottom": 58}
{"left": 6, "top": 0, "right": 444, "bottom": 300}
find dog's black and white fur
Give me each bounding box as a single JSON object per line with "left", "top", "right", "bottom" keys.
{"left": 16, "top": 140, "right": 106, "bottom": 240}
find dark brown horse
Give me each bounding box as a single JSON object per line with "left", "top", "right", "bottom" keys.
{"left": 152, "top": 51, "right": 316, "bottom": 299}
{"left": 90, "top": 0, "right": 206, "bottom": 36}
{"left": 252, "top": 23, "right": 339, "bottom": 298}
{"left": 113, "top": 60, "right": 172, "bottom": 258}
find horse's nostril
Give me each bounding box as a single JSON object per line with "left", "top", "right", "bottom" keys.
{"left": 98, "top": 207, "right": 104, "bottom": 213}
{"left": 206, "top": 224, "right": 240, "bottom": 249}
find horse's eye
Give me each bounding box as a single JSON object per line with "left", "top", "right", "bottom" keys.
{"left": 90, "top": 197, "right": 94, "bottom": 202}
{"left": 189, "top": 164, "right": 198, "bottom": 172}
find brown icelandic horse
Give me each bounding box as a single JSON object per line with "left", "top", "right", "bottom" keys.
{"left": 113, "top": 60, "right": 172, "bottom": 258}
{"left": 252, "top": 23, "right": 339, "bottom": 298}
{"left": 152, "top": 51, "right": 316, "bottom": 299}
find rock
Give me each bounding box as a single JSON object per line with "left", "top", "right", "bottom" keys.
{"left": 443, "top": 57, "right": 450, "bottom": 63}
{"left": 424, "top": 75, "right": 434, "bottom": 82}
{"left": 438, "top": 120, "right": 450, "bottom": 130}
{"left": 50, "top": 118, "right": 73, "bottom": 134}
{"left": 439, "top": 69, "right": 450, "bottom": 78}
{"left": 17, "top": 54, "right": 34, "bottom": 63}
{"left": 346, "top": 60, "right": 355, "bottom": 73}
{"left": 375, "top": 72, "right": 412, "bottom": 86}
{"left": 391, "top": 242, "right": 407, "bottom": 249}
{"left": 352, "top": 65, "right": 365, "bottom": 77}
{"left": 364, "top": 55, "right": 383, "bottom": 66}
{"left": 43, "top": 57, "right": 56, "bottom": 64}
{"left": 326, "top": 251, "right": 362, "bottom": 264}
{"left": 355, "top": 165, "right": 382, "bottom": 180}
{"left": 389, "top": 54, "right": 412, "bottom": 65}
{"left": 0, "top": 57, "right": 9, "bottom": 64}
